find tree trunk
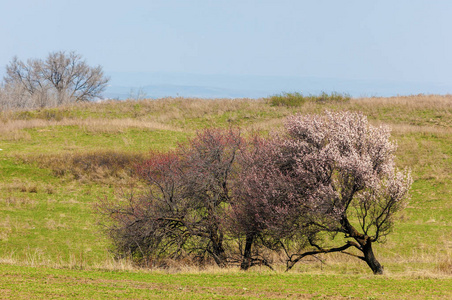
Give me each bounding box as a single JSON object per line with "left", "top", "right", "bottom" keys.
{"left": 211, "top": 243, "right": 227, "bottom": 268}
{"left": 341, "top": 216, "right": 384, "bottom": 275}
{"left": 240, "top": 233, "right": 254, "bottom": 270}
{"left": 361, "top": 240, "right": 384, "bottom": 275}
{"left": 210, "top": 230, "right": 227, "bottom": 268}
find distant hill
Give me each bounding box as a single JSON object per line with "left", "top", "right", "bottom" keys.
{"left": 104, "top": 83, "right": 266, "bottom": 100}
{"left": 104, "top": 72, "right": 452, "bottom": 99}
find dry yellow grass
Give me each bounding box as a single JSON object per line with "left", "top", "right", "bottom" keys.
{"left": 390, "top": 124, "right": 452, "bottom": 135}
{"left": 0, "top": 249, "right": 450, "bottom": 279}
{"left": 1, "top": 94, "right": 451, "bottom": 137}
{"left": 353, "top": 94, "right": 452, "bottom": 108}
{"left": 0, "top": 118, "right": 182, "bottom": 135}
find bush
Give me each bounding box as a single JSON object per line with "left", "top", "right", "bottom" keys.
{"left": 267, "top": 91, "right": 350, "bottom": 107}
{"left": 98, "top": 129, "right": 244, "bottom": 267}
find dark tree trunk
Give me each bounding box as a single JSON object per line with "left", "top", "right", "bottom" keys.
{"left": 341, "top": 217, "right": 384, "bottom": 275}
{"left": 240, "top": 233, "right": 254, "bottom": 270}
{"left": 210, "top": 230, "right": 227, "bottom": 268}
{"left": 361, "top": 239, "right": 384, "bottom": 275}
{"left": 211, "top": 243, "right": 227, "bottom": 268}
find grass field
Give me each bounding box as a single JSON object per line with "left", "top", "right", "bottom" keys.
{"left": 0, "top": 94, "right": 451, "bottom": 298}
{"left": 0, "top": 264, "right": 451, "bottom": 299}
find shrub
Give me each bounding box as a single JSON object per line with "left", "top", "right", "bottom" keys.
{"left": 267, "top": 91, "right": 350, "bottom": 107}
{"left": 99, "top": 129, "right": 244, "bottom": 267}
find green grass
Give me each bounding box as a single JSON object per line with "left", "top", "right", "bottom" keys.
{"left": 1, "top": 127, "right": 187, "bottom": 155}
{"left": 0, "top": 159, "right": 111, "bottom": 265}
{"left": 0, "top": 95, "right": 451, "bottom": 297}
{"left": 0, "top": 264, "right": 450, "bottom": 299}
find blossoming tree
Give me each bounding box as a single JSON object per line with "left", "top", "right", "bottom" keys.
{"left": 232, "top": 111, "right": 412, "bottom": 274}
{"left": 102, "top": 111, "right": 411, "bottom": 274}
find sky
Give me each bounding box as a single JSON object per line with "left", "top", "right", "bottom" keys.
{"left": 1, "top": 0, "right": 452, "bottom": 98}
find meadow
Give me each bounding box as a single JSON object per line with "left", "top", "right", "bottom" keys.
{"left": 0, "top": 94, "right": 451, "bottom": 298}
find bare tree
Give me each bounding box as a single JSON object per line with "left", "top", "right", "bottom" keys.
{"left": 2, "top": 56, "right": 51, "bottom": 109}
{"left": 1, "top": 51, "right": 109, "bottom": 109}
{"left": 42, "top": 51, "right": 109, "bottom": 104}
{"left": 100, "top": 128, "right": 244, "bottom": 267}
{"left": 100, "top": 151, "right": 187, "bottom": 265}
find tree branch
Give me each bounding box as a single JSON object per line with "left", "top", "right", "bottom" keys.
{"left": 286, "top": 243, "right": 354, "bottom": 271}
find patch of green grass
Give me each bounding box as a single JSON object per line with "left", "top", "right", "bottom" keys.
{"left": 0, "top": 126, "right": 187, "bottom": 156}
{"left": 0, "top": 264, "right": 450, "bottom": 299}
{"left": 0, "top": 158, "right": 112, "bottom": 265}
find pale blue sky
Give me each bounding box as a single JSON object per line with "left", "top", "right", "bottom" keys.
{"left": 1, "top": 0, "right": 452, "bottom": 97}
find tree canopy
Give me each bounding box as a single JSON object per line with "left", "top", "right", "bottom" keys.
{"left": 1, "top": 51, "right": 109, "bottom": 110}
{"left": 100, "top": 111, "right": 412, "bottom": 274}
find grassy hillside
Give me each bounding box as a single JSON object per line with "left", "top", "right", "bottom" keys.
{"left": 0, "top": 95, "right": 451, "bottom": 298}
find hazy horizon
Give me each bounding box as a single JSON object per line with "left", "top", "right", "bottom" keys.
{"left": 2, "top": 1, "right": 452, "bottom": 98}
{"left": 103, "top": 71, "right": 452, "bottom": 100}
